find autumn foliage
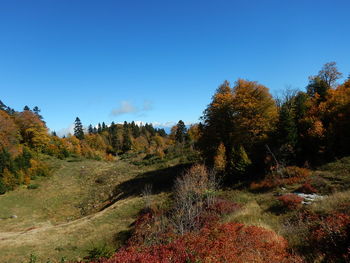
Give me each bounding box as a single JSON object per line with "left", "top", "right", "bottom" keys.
{"left": 277, "top": 194, "right": 304, "bottom": 210}
{"left": 92, "top": 222, "right": 302, "bottom": 263}
{"left": 308, "top": 213, "right": 350, "bottom": 262}
{"left": 250, "top": 166, "right": 311, "bottom": 191}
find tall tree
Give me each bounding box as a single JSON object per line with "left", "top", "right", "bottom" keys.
{"left": 32, "top": 106, "right": 44, "bottom": 121}
{"left": 88, "top": 124, "right": 94, "bottom": 134}
{"left": 200, "top": 79, "right": 277, "bottom": 177}
{"left": 0, "top": 100, "right": 6, "bottom": 111}
{"left": 74, "top": 117, "right": 84, "bottom": 140}
{"left": 122, "top": 128, "right": 132, "bottom": 153}
{"left": 175, "top": 120, "right": 187, "bottom": 143}
{"left": 23, "top": 105, "right": 30, "bottom": 111}
{"left": 317, "top": 61, "right": 342, "bottom": 88}
{"left": 307, "top": 62, "right": 342, "bottom": 101}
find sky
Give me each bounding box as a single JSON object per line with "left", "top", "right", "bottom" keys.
{"left": 1, "top": 0, "right": 350, "bottom": 135}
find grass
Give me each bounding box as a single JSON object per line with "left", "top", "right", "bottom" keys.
{"left": 0, "top": 154, "right": 185, "bottom": 263}
{"left": 1, "top": 154, "right": 350, "bottom": 262}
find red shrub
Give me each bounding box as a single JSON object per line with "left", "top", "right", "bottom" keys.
{"left": 309, "top": 213, "right": 350, "bottom": 262}
{"left": 96, "top": 222, "right": 303, "bottom": 263}
{"left": 277, "top": 194, "right": 304, "bottom": 210}
{"left": 206, "top": 198, "right": 241, "bottom": 215}
{"left": 251, "top": 166, "right": 311, "bottom": 191}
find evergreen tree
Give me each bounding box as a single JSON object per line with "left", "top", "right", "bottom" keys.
{"left": 23, "top": 105, "right": 30, "bottom": 111}
{"left": 88, "top": 124, "right": 94, "bottom": 134}
{"left": 0, "top": 100, "right": 6, "bottom": 111}
{"left": 175, "top": 120, "right": 187, "bottom": 143}
{"left": 110, "top": 124, "right": 119, "bottom": 152}
{"left": 230, "top": 146, "right": 251, "bottom": 177}
{"left": 131, "top": 121, "right": 140, "bottom": 137}
{"left": 157, "top": 128, "right": 166, "bottom": 137}
{"left": 307, "top": 76, "right": 329, "bottom": 101}
{"left": 74, "top": 117, "right": 84, "bottom": 140}
{"left": 122, "top": 128, "right": 132, "bottom": 153}
{"left": 32, "top": 106, "right": 44, "bottom": 120}
{"left": 102, "top": 122, "right": 107, "bottom": 131}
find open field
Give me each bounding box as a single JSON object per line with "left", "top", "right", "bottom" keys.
{"left": 0, "top": 155, "right": 185, "bottom": 263}
{"left": 1, "top": 154, "right": 350, "bottom": 262}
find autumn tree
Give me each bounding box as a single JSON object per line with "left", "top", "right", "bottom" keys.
{"left": 187, "top": 124, "right": 201, "bottom": 150}
{"left": 200, "top": 81, "right": 234, "bottom": 168}
{"left": 200, "top": 79, "right": 277, "bottom": 179}
{"left": 307, "top": 62, "right": 342, "bottom": 101}
{"left": 231, "top": 79, "right": 277, "bottom": 148}
{"left": 74, "top": 117, "right": 84, "bottom": 140}
{"left": 317, "top": 61, "right": 343, "bottom": 88}
{"left": 15, "top": 110, "right": 49, "bottom": 150}
{"left": 214, "top": 142, "right": 226, "bottom": 172}
{"left": 0, "top": 110, "right": 21, "bottom": 156}
{"left": 320, "top": 78, "right": 350, "bottom": 157}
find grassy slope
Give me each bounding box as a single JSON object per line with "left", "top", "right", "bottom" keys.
{"left": 0, "top": 155, "right": 182, "bottom": 263}
{"left": 219, "top": 157, "right": 350, "bottom": 260}
{"left": 1, "top": 153, "right": 349, "bottom": 263}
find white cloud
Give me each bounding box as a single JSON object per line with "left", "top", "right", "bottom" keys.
{"left": 111, "top": 100, "right": 153, "bottom": 117}
{"left": 111, "top": 101, "right": 137, "bottom": 116}
{"left": 56, "top": 123, "right": 74, "bottom": 137}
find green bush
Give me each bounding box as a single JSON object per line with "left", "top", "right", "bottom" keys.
{"left": 27, "top": 184, "right": 39, "bottom": 190}
{"left": 0, "top": 178, "right": 7, "bottom": 194}
{"left": 85, "top": 243, "right": 114, "bottom": 260}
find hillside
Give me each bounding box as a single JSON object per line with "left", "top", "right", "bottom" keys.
{"left": 0, "top": 154, "right": 190, "bottom": 262}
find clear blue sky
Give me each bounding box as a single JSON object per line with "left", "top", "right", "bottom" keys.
{"left": 1, "top": 0, "right": 350, "bottom": 134}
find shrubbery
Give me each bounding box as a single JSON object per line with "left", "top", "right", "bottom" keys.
{"left": 250, "top": 166, "right": 311, "bottom": 191}
{"left": 277, "top": 194, "right": 304, "bottom": 210}
{"left": 96, "top": 222, "right": 303, "bottom": 263}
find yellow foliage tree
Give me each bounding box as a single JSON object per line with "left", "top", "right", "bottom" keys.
{"left": 15, "top": 110, "right": 49, "bottom": 150}
{"left": 214, "top": 142, "right": 226, "bottom": 172}
{"left": 2, "top": 168, "right": 16, "bottom": 190}
{"left": 231, "top": 79, "right": 278, "bottom": 147}
{"left": 0, "top": 110, "right": 22, "bottom": 156}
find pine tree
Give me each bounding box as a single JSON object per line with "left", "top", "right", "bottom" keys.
{"left": 102, "top": 122, "right": 107, "bottom": 131}
{"left": 131, "top": 121, "right": 140, "bottom": 137}
{"left": 175, "top": 120, "right": 187, "bottom": 143}
{"left": 122, "top": 128, "right": 131, "bottom": 153}
{"left": 0, "top": 100, "right": 6, "bottom": 111}
{"left": 23, "top": 105, "right": 30, "bottom": 111}
{"left": 32, "top": 106, "right": 43, "bottom": 120}
{"left": 74, "top": 117, "right": 84, "bottom": 140}
{"left": 88, "top": 124, "right": 93, "bottom": 134}
{"left": 230, "top": 146, "right": 251, "bottom": 176}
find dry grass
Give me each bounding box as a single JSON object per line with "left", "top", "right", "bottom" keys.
{"left": 0, "top": 156, "right": 177, "bottom": 262}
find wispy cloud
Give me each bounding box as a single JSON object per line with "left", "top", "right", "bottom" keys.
{"left": 56, "top": 123, "right": 75, "bottom": 137}
{"left": 111, "top": 100, "right": 153, "bottom": 117}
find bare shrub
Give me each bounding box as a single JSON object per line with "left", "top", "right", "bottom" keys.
{"left": 141, "top": 184, "right": 153, "bottom": 209}
{"left": 171, "top": 164, "right": 219, "bottom": 234}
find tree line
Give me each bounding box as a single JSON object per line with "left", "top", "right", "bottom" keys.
{"left": 1, "top": 61, "right": 349, "bottom": 192}
{"left": 198, "top": 62, "right": 350, "bottom": 183}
